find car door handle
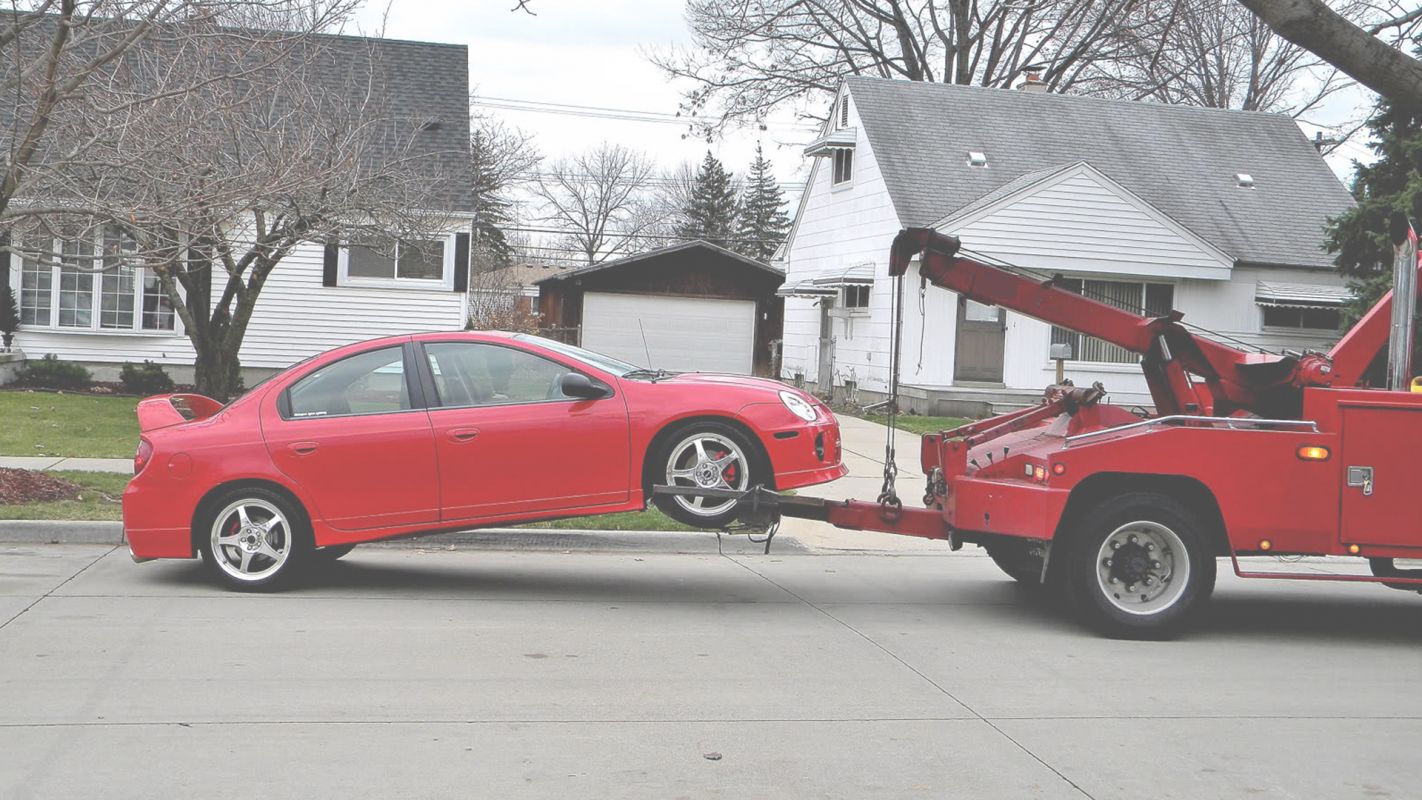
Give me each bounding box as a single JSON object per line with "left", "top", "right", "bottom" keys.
{"left": 288, "top": 441, "right": 319, "bottom": 455}
{"left": 448, "top": 428, "right": 480, "bottom": 443}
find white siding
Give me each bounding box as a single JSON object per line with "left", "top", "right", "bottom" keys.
{"left": 781, "top": 89, "right": 909, "bottom": 393}
{"left": 8, "top": 237, "right": 467, "bottom": 373}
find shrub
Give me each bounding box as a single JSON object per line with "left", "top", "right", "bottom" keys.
{"left": 120, "top": 360, "right": 175, "bottom": 396}
{"left": 18, "top": 354, "right": 92, "bottom": 391}
{"left": 0, "top": 287, "right": 18, "bottom": 344}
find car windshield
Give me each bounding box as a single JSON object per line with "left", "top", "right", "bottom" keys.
{"left": 513, "top": 333, "right": 642, "bottom": 377}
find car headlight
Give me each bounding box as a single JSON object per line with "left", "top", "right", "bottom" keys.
{"left": 779, "top": 391, "right": 818, "bottom": 422}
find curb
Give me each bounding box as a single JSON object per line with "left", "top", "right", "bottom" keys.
{"left": 0, "top": 520, "right": 124, "bottom": 545}
{"left": 0, "top": 521, "right": 809, "bottom": 555}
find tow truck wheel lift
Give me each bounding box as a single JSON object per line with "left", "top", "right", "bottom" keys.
{"left": 656, "top": 224, "right": 1422, "bottom": 639}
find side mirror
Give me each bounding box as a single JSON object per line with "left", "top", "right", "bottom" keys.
{"left": 559, "top": 372, "right": 611, "bottom": 400}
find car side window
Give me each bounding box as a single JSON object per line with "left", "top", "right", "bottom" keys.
{"left": 287, "top": 346, "right": 410, "bottom": 419}
{"left": 424, "top": 342, "right": 572, "bottom": 408}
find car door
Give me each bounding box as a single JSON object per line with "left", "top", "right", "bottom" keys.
{"left": 262, "top": 342, "right": 440, "bottom": 531}
{"left": 417, "top": 339, "right": 631, "bottom": 522}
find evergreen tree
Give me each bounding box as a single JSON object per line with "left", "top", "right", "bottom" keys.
{"left": 735, "top": 142, "right": 791, "bottom": 261}
{"left": 678, "top": 150, "right": 739, "bottom": 248}
{"left": 470, "top": 119, "right": 539, "bottom": 270}
{"left": 1326, "top": 97, "right": 1422, "bottom": 374}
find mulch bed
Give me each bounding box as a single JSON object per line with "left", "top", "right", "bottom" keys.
{"left": 0, "top": 468, "right": 82, "bottom": 505}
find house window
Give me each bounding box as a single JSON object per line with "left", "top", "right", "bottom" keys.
{"left": 832, "top": 148, "right": 854, "bottom": 185}
{"left": 1262, "top": 306, "right": 1339, "bottom": 331}
{"left": 345, "top": 238, "right": 449, "bottom": 284}
{"left": 9, "top": 230, "right": 177, "bottom": 334}
{"left": 1050, "top": 278, "right": 1174, "bottom": 364}
{"left": 842, "top": 284, "right": 870, "bottom": 308}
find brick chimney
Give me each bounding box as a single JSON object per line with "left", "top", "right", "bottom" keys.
{"left": 1018, "top": 65, "right": 1048, "bottom": 93}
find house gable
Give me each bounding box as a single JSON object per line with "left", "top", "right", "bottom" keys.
{"left": 935, "top": 162, "right": 1234, "bottom": 282}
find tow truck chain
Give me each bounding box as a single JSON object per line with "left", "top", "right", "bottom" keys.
{"left": 877, "top": 272, "right": 906, "bottom": 521}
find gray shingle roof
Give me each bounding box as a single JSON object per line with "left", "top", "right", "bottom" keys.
{"left": 844, "top": 76, "right": 1355, "bottom": 269}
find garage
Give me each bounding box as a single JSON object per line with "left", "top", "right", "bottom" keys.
{"left": 581, "top": 293, "right": 756, "bottom": 373}
{"left": 536, "top": 240, "right": 785, "bottom": 376}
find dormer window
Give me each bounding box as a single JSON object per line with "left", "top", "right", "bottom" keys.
{"left": 832, "top": 148, "right": 854, "bottom": 185}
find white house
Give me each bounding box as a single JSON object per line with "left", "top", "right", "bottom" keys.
{"left": 1, "top": 34, "right": 476, "bottom": 385}
{"left": 778, "top": 77, "right": 1357, "bottom": 414}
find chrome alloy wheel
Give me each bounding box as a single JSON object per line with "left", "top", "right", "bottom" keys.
{"left": 1094, "top": 520, "right": 1191, "bottom": 616}
{"left": 664, "top": 432, "right": 750, "bottom": 518}
{"left": 209, "top": 498, "right": 293, "bottom": 583}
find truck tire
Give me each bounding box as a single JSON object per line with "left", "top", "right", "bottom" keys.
{"left": 1064, "top": 491, "right": 1216, "bottom": 639}
{"left": 983, "top": 539, "right": 1044, "bottom": 585}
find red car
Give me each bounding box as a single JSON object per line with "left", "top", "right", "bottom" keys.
{"left": 123, "top": 331, "right": 846, "bottom": 589}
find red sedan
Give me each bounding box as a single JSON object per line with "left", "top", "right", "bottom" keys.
{"left": 123, "top": 331, "right": 846, "bottom": 589}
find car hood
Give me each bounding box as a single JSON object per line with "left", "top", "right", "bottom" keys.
{"left": 631, "top": 372, "right": 812, "bottom": 400}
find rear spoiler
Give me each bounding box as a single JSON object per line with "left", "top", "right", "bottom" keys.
{"left": 136, "top": 394, "right": 224, "bottom": 433}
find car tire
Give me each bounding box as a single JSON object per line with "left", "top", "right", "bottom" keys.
{"left": 652, "top": 421, "right": 763, "bottom": 529}
{"left": 315, "top": 544, "right": 357, "bottom": 562}
{"left": 198, "top": 487, "right": 311, "bottom": 592}
{"left": 1063, "top": 491, "right": 1216, "bottom": 640}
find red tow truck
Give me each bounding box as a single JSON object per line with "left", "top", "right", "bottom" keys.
{"left": 660, "top": 227, "right": 1422, "bottom": 638}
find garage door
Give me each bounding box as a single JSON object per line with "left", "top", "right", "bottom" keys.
{"left": 581, "top": 293, "right": 757, "bottom": 374}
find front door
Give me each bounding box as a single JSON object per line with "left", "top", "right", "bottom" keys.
{"left": 954, "top": 297, "right": 1005, "bottom": 383}
{"left": 262, "top": 343, "right": 440, "bottom": 531}
{"left": 418, "top": 340, "right": 631, "bottom": 522}
{"left": 817, "top": 298, "right": 836, "bottom": 395}
{"left": 1339, "top": 402, "right": 1422, "bottom": 548}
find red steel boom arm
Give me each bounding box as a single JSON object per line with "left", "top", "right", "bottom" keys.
{"left": 888, "top": 228, "right": 1336, "bottom": 418}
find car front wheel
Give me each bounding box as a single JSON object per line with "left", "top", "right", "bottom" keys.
{"left": 653, "top": 422, "right": 761, "bottom": 528}
{"left": 198, "top": 488, "right": 311, "bottom": 591}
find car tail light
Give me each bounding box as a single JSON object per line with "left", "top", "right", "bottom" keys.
{"left": 134, "top": 438, "right": 153, "bottom": 475}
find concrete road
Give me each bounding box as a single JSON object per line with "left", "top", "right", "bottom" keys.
{"left": 2, "top": 543, "right": 1420, "bottom": 799}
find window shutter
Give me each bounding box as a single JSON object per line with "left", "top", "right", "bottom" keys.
{"left": 322, "top": 242, "right": 339, "bottom": 287}
{"left": 453, "top": 233, "right": 470, "bottom": 292}
{"left": 0, "top": 233, "right": 9, "bottom": 297}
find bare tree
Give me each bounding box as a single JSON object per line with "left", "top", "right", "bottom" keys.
{"left": 531, "top": 142, "right": 657, "bottom": 265}
{"left": 4, "top": 7, "right": 463, "bottom": 398}
{"left": 651, "top": 0, "right": 1193, "bottom": 130}
{"left": 470, "top": 114, "right": 539, "bottom": 271}
{"left": 1237, "top": 0, "right": 1422, "bottom": 109}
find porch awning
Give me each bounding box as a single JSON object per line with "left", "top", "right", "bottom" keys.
{"left": 1255, "top": 281, "right": 1351, "bottom": 308}
{"left": 777, "top": 280, "right": 839, "bottom": 298}
{"left": 811, "top": 263, "right": 875, "bottom": 287}
{"left": 802, "top": 128, "right": 857, "bottom": 157}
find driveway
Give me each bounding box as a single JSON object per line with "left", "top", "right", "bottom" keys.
{"left": 2, "top": 543, "right": 1418, "bottom": 799}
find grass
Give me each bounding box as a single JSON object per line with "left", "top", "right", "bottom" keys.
{"left": 518, "top": 506, "right": 696, "bottom": 532}
{"left": 849, "top": 411, "right": 971, "bottom": 436}
{"left": 0, "top": 391, "right": 141, "bottom": 458}
{"left": 0, "top": 470, "right": 128, "bottom": 521}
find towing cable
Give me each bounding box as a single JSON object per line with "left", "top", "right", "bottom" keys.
{"left": 876, "top": 271, "right": 905, "bottom": 521}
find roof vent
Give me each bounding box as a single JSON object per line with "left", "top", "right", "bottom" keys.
{"left": 968, "top": 151, "right": 988, "bottom": 167}
{"left": 1234, "top": 173, "right": 1255, "bottom": 188}
{"left": 1018, "top": 64, "right": 1049, "bottom": 93}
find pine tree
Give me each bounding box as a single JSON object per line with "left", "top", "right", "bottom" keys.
{"left": 678, "top": 150, "right": 739, "bottom": 248}
{"left": 735, "top": 142, "right": 791, "bottom": 261}
{"left": 1326, "top": 97, "right": 1422, "bottom": 376}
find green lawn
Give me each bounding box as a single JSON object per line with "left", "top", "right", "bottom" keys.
{"left": 0, "top": 470, "right": 128, "bottom": 521}
{"left": 849, "top": 411, "right": 971, "bottom": 436}
{"left": 0, "top": 391, "right": 141, "bottom": 458}
{"left": 519, "top": 506, "right": 696, "bottom": 532}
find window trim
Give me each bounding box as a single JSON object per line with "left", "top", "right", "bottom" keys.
{"left": 277, "top": 342, "right": 428, "bottom": 421}
{"left": 1259, "top": 304, "right": 1341, "bottom": 333}
{"left": 337, "top": 235, "right": 458, "bottom": 291}
{"left": 831, "top": 148, "right": 854, "bottom": 187}
{"left": 413, "top": 339, "right": 616, "bottom": 412}
{"left": 9, "top": 232, "right": 181, "bottom": 336}
{"left": 1050, "top": 277, "right": 1174, "bottom": 365}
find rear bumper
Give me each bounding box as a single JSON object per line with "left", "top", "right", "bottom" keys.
{"left": 124, "top": 526, "right": 193, "bottom": 560}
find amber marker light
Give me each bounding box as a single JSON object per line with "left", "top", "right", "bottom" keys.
{"left": 1259, "top": 539, "right": 1272, "bottom": 551}
{"left": 1297, "top": 445, "right": 1330, "bottom": 461}
{"left": 1033, "top": 465, "right": 1047, "bottom": 482}
{"left": 1348, "top": 543, "right": 1361, "bottom": 555}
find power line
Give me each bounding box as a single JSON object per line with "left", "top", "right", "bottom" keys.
{"left": 473, "top": 95, "right": 820, "bottom": 132}
{"left": 503, "top": 225, "right": 784, "bottom": 243}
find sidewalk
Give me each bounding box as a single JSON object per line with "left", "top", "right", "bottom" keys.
{"left": 0, "top": 456, "right": 131, "bottom": 473}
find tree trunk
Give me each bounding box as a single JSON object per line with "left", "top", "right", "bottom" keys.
{"left": 192, "top": 339, "right": 243, "bottom": 401}
{"left": 1237, "top": 0, "right": 1422, "bottom": 108}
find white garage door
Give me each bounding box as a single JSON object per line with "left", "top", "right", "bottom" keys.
{"left": 581, "top": 292, "right": 757, "bottom": 374}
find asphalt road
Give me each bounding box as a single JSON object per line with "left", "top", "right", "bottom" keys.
{"left": 2, "top": 542, "right": 1419, "bottom": 799}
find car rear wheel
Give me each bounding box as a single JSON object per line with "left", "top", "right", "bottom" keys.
{"left": 653, "top": 422, "right": 761, "bottom": 528}
{"left": 198, "top": 488, "right": 311, "bottom": 591}
{"left": 1064, "top": 492, "right": 1216, "bottom": 639}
